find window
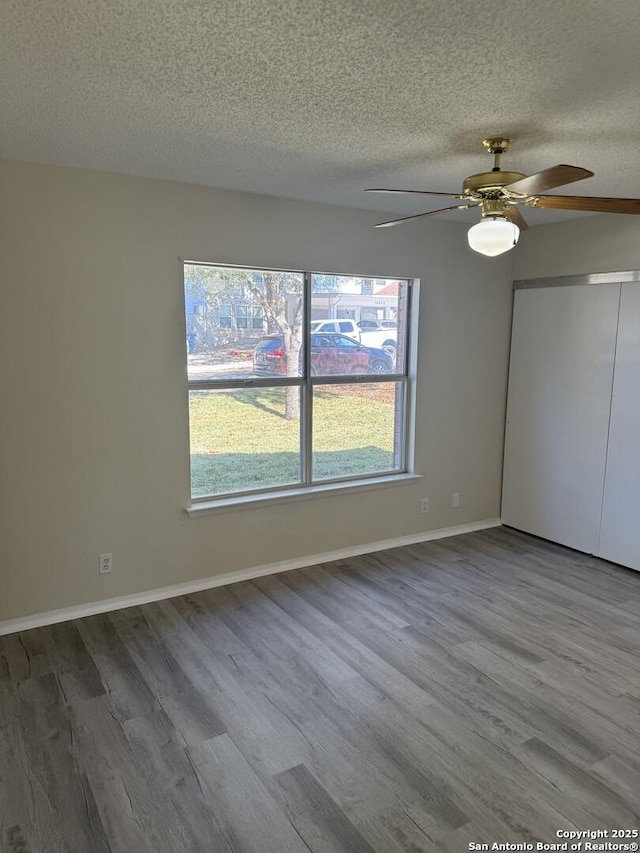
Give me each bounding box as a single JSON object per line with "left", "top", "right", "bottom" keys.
{"left": 251, "top": 305, "right": 264, "bottom": 330}
{"left": 235, "top": 305, "right": 248, "bottom": 329}
{"left": 218, "top": 304, "right": 232, "bottom": 329}
{"left": 184, "top": 264, "right": 412, "bottom": 501}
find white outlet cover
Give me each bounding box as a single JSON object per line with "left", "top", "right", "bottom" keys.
{"left": 99, "top": 553, "right": 113, "bottom": 574}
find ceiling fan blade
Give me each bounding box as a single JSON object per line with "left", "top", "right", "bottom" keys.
{"left": 375, "top": 203, "right": 478, "bottom": 228}
{"left": 533, "top": 195, "right": 640, "bottom": 214}
{"left": 504, "top": 206, "right": 529, "bottom": 231}
{"left": 366, "top": 188, "right": 467, "bottom": 199}
{"left": 505, "top": 165, "right": 594, "bottom": 196}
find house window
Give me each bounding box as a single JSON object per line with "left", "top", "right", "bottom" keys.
{"left": 184, "top": 263, "right": 412, "bottom": 501}
{"left": 251, "top": 305, "right": 264, "bottom": 330}
{"left": 218, "top": 304, "right": 232, "bottom": 329}
{"left": 235, "top": 305, "right": 248, "bottom": 329}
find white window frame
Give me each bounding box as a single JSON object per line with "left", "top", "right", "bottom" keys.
{"left": 185, "top": 263, "right": 417, "bottom": 509}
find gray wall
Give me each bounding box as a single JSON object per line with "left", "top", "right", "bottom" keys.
{"left": 514, "top": 215, "right": 640, "bottom": 279}
{"left": 0, "top": 160, "right": 513, "bottom": 623}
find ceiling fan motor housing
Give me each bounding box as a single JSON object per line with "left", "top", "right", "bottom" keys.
{"left": 463, "top": 170, "right": 527, "bottom": 196}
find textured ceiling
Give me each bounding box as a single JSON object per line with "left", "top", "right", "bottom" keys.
{"left": 1, "top": 0, "right": 640, "bottom": 225}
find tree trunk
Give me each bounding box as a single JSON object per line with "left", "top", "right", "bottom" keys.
{"left": 284, "top": 336, "right": 301, "bottom": 420}
{"left": 265, "top": 276, "right": 279, "bottom": 334}
{"left": 285, "top": 385, "right": 299, "bottom": 422}
{"left": 247, "top": 273, "right": 303, "bottom": 421}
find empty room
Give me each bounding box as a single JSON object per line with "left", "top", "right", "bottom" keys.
{"left": 1, "top": 1, "right": 639, "bottom": 851}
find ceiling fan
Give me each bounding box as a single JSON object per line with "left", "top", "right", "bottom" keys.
{"left": 366, "top": 137, "right": 640, "bottom": 256}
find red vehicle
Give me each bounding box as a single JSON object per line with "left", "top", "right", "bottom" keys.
{"left": 253, "top": 333, "right": 393, "bottom": 376}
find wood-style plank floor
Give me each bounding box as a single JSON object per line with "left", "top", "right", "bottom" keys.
{"left": 1, "top": 526, "right": 639, "bottom": 852}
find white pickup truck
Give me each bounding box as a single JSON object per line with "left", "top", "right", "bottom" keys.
{"left": 310, "top": 319, "right": 397, "bottom": 360}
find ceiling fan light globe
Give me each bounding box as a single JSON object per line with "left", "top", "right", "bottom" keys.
{"left": 467, "top": 218, "right": 520, "bottom": 257}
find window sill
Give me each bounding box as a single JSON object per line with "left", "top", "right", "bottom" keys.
{"left": 186, "top": 473, "right": 423, "bottom": 517}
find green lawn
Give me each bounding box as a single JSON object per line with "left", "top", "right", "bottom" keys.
{"left": 189, "top": 386, "right": 399, "bottom": 496}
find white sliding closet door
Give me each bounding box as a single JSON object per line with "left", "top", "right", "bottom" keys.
{"left": 599, "top": 282, "right": 640, "bottom": 571}
{"left": 502, "top": 283, "right": 620, "bottom": 553}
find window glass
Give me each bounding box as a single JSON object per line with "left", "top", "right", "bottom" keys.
{"left": 251, "top": 306, "right": 264, "bottom": 330}
{"left": 184, "top": 265, "right": 304, "bottom": 382}
{"left": 311, "top": 274, "right": 409, "bottom": 373}
{"left": 312, "top": 383, "right": 405, "bottom": 481}
{"left": 189, "top": 388, "right": 302, "bottom": 497}
{"left": 218, "top": 304, "right": 232, "bottom": 329}
{"left": 236, "top": 305, "right": 248, "bottom": 329}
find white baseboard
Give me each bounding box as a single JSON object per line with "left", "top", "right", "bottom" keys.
{"left": 0, "top": 518, "right": 501, "bottom": 637}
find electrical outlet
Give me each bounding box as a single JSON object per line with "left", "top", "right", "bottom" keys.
{"left": 451, "top": 492, "right": 460, "bottom": 508}
{"left": 99, "top": 553, "right": 113, "bottom": 574}
{"left": 420, "top": 497, "right": 429, "bottom": 513}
